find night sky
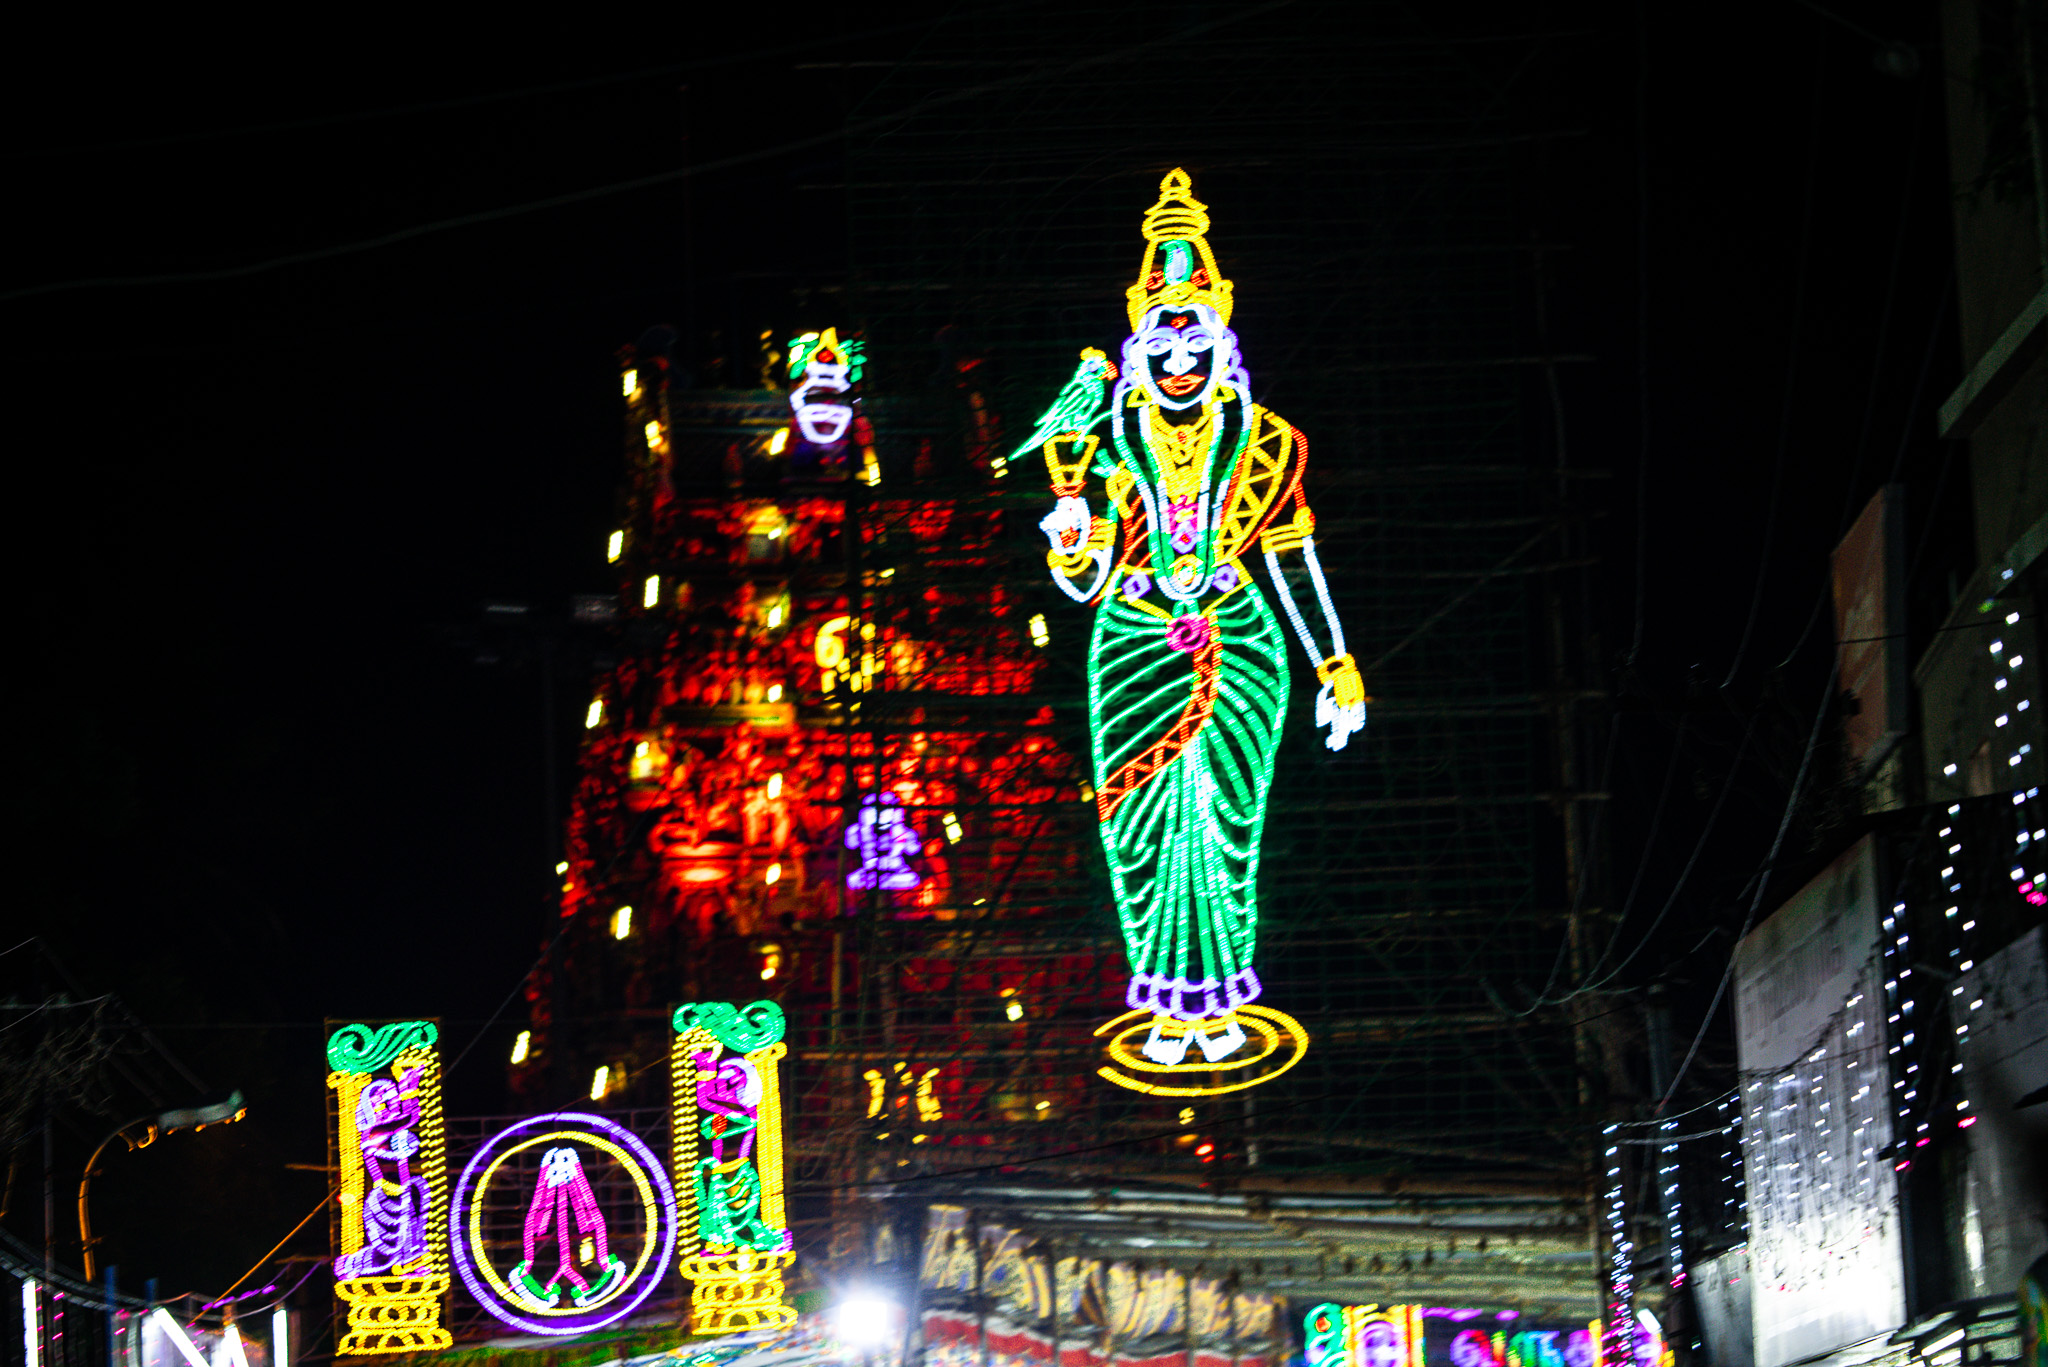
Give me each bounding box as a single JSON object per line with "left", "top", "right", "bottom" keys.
{"left": 2, "top": 1, "right": 1965, "bottom": 1302}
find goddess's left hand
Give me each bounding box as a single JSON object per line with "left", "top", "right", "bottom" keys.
{"left": 1315, "top": 654, "right": 1367, "bottom": 751}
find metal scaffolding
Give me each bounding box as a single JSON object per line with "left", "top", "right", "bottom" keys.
{"left": 534, "top": 0, "right": 1608, "bottom": 1327}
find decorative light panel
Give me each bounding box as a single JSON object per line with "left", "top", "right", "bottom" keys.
{"left": 785, "top": 328, "right": 877, "bottom": 485}
{"left": 1005, "top": 169, "right": 1367, "bottom": 1093}
{"left": 671, "top": 1000, "right": 797, "bottom": 1334}
{"left": 1303, "top": 1304, "right": 1422, "bottom": 1367}
{"left": 449, "top": 1112, "right": 677, "bottom": 1337}
{"left": 326, "top": 1020, "right": 451, "bottom": 1354}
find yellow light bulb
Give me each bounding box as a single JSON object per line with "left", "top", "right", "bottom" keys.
{"left": 767, "top": 604, "right": 784, "bottom": 629}
{"left": 643, "top": 420, "right": 663, "bottom": 448}
{"left": 612, "top": 906, "right": 632, "bottom": 940}
{"left": 606, "top": 529, "right": 623, "bottom": 563}
{"left": 765, "top": 863, "right": 782, "bottom": 886}
{"left": 767, "top": 428, "right": 790, "bottom": 456}
{"left": 1028, "top": 613, "right": 1050, "bottom": 647}
{"left": 621, "top": 369, "right": 638, "bottom": 398}
{"left": 555, "top": 861, "right": 568, "bottom": 875}
{"left": 590, "top": 1065, "right": 610, "bottom": 1101}
{"left": 767, "top": 683, "right": 784, "bottom": 703}
{"left": 1005, "top": 1000, "right": 1024, "bottom": 1022}
{"left": 510, "top": 1030, "right": 531, "bottom": 1065}
{"left": 942, "top": 813, "right": 963, "bottom": 844}
{"left": 585, "top": 699, "right": 604, "bottom": 729}
{"left": 643, "top": 576, "right": 660, "bottom": 609}
{"left": 767, "top": 773, "right": 783, "bottom": 799}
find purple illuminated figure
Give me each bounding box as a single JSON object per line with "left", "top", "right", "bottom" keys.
{"left": 1449, "top": 1332, "right": 1497, "bottom": 1367}
{"left": 1356, "top": 1323, "right": 1405, "bottom": 1367}
{"left": 511, "top": 1147, "right": 625, "bottom": 1309}
{"left": 335, "top": 1069, "right": 430, "bottom": 1279}
{"left": 844, "top": 792, "right": 922, "bottom": 891}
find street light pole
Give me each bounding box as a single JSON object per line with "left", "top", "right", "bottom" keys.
{"left": 79, "top": 1091, "right": 245, "bottom": 1280}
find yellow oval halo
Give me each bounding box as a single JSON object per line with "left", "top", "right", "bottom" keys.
{"left": 1093, "top": 1007, "right": 1309, "bottom": 1097}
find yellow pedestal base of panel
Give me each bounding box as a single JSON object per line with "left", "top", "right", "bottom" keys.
{"left": 335, "top": 1275, "right": 452, "bottom": 1355}
{"left": 1094, "top": 1006, "right": 1308, "bottom": 1097}
{"left": 680, "top": 1251, "right": 797, "bottom": 1334}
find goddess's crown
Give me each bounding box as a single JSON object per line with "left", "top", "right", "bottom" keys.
{"left": 1124, "top": 168, "right": 1235, "bottom": 330}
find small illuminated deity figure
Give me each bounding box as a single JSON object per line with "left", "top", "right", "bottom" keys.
{"left": 1356, "top": 1324, "right": 1406, "bottom": 1367}
{"left": 690, "top": 1051, "right": 784, "bottom": 1251}
{"left": 334, "top": 1069, "right": 430, "bottom": 1279}
{"left": 511, "top": 1145, "right": 624, "bottom": 1309}
{"left": 787, "top": 329, "right": 864, "bottom": 446}
{"left": 844, "top": 791, "right": 923, "bottom": 891}
{"left": 1009, "top": 170, "right": 1365, "bottom": 1088}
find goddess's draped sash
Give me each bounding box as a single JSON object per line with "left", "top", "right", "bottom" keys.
{"left": 1087, "top": 584, "right": 1288, "bottom": 1019}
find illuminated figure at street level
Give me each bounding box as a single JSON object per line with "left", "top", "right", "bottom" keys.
{"left": 1008, "top": 169, "right": 1366, "bottom": 1094}
{"left": 326, "top": 1020, "right": 451, "bottom": 1354}
{"left": 672, "top": 999, "right": 797, "bottom": 1333}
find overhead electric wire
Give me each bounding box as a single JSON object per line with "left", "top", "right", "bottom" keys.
{"left": 208, "top": 1194, "right": 330, "bottom": 1309}
{"left": 1626, "top": 0, "right": 1651, "bottom": 668}
{"left": 1723, "top": 33, "right": 1830, "bottom": 689}
{"left": 1655, "top": 644, "right": 1841, "bottom": 1115}
{"left": 0, "top": 0, "right": 1296, "bottom": 306}
{"left": 0, "top": 3, "right": 1054, "bottom": 163}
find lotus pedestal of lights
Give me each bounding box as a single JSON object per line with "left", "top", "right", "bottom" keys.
{"left": 671, "top": 1000, "right": 797, "bottom": 1333}
{"left": 1007, "top": 169, "right": 1368, "bottom": 1096}
{"left": 450, "top": 1113, "right": 677, "bottom": 1338}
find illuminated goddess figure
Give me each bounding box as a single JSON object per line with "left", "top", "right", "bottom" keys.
{"left": 1012, "top": 170, "right": 1365, "bottom": 1086}
{"left": 334, "top": 1068, "right": 430, "bottom": 1280}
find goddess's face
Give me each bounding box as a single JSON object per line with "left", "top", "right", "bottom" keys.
{"left": 1126, "top": 306, "right": 1236, "bottom": 409}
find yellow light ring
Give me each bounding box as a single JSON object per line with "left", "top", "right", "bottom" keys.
{"left": 465, "top": 1130, "right": 659, "bottom": 1314}
{"left": 1092, "top": 1007, "right": 1309, "bottom": 1097}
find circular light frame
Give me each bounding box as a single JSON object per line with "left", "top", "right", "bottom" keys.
{"left": 451, "top": 1111, "right": 676, "bottom": 1336}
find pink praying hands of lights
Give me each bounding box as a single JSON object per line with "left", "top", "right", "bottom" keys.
{"left": 844, "top": 792, "right": 923, "bottom": 890}
{"left": 511, "top": 1147, "right": 625, "bottom": 1310}
{"left": 334, "top": 1069, "right": 430, "bottom": 1279}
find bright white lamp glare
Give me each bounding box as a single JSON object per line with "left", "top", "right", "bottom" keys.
{"left": 22, "top": 1280, "right": 37, "bottom": 1367}
{"left": 272, "top": 1307, "right": 289, "bottom": 1367}
{"left": 833, "top": 1293, "right": 899, "bottom": 1347}
{"left": 612, "top": 906, "right": 633, "bottom": 940}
